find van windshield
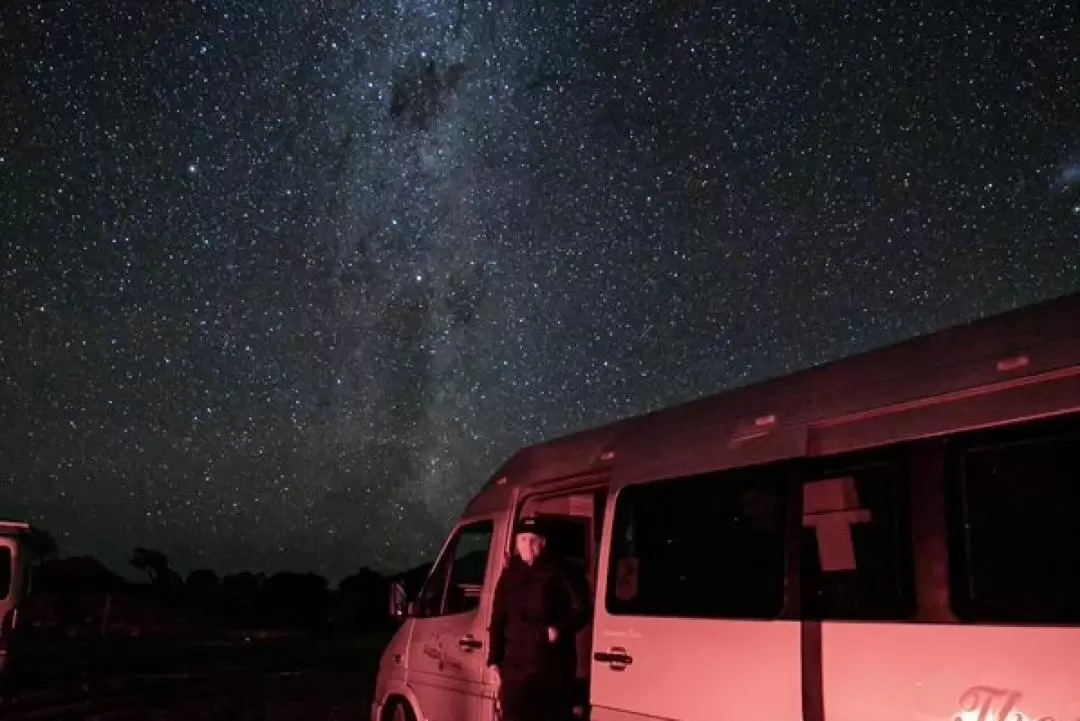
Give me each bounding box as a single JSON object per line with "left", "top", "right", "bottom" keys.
{"left": 0, "top": 546, "right": 11, "bottom": 601}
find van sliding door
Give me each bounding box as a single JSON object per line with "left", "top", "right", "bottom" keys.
{"left": 591, "top": 464, "right": 802, "bottom": 721}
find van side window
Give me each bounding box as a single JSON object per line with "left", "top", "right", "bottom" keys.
{"left": 417, "top": 520, "right": 494, "bottom": 617}
{"left": 605, "top": 467, "right": 785, "bottom": 618}
{"left": 948, "top": 418, "right": 1080, "bottom": 624}
{"left": 800, "top": 458, "right": 915, "bottom": 620}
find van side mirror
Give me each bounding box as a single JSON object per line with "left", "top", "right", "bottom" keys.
{"left": 389, "top": 580, "right": 413, "bottom": 619}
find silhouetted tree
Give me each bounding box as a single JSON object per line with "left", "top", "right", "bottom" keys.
{"left": 339, "top": 567, "right": 389, "bottom": 627}
{"left": 130, "top": 547, "right": 181, "bottom": 588}
{"left": 221, "top": 571, "right": 264, "bottom": 594}
{"left": 264, "top": 571, "right": 329, "bottom": 627}
{"left": 219, "top": 571, "right": 265, "bottom": 627}
{"left": 186, "top": 569, "right": 219, "bottom": 594}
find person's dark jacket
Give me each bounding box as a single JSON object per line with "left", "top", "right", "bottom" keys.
{"left": 487, "top": 553, "right": 590, "bottom": 683}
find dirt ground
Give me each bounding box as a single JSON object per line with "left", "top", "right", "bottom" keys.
{"left": 3, "top": 633, "right": 389, "bottom": 721}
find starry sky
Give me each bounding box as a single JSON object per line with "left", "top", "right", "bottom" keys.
{"left": 1, "top": 0, "right": 1078, "bottom": 582}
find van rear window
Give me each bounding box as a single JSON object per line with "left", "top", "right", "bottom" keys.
{"left": 949, "top": 417, "right": 1080, "bottom": 624}
{"left": 605, "top": 467, "right": 786, "bottom": 619}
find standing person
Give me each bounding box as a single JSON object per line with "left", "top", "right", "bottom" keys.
{"left": 487, "top": 516, "right": 590, "bottom": 721}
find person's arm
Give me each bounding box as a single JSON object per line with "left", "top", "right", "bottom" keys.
{"left": 550, "top": 562, "right": 591, "bottom": 639}
{"left": 487, "top": 571, "right": 508, "bottom": 668}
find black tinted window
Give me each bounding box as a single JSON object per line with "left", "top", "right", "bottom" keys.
{"left": 800, "top": 459, "right": 914, "bottom": 620}
{"left": 606, "top": 467, "right": 786, "bottom": 618}
{"left": 950, "top": 418, "right": 1080, "bottom": 623}
{"left": 535, "top": 515, "right": 589, "bottom": 567}
{"left": 418, "top": 520, "right": 493, "bottom": 617}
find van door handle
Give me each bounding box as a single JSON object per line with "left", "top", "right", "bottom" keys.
{"left": 594, "top": 647, "right": 633, "bottom": 670}
{"left": 458, "top": 635, "right": 483, "bottom": 651}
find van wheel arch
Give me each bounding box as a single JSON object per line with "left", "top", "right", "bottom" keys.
{"left": 382, "top": 696, "right": 417, "bottom": 721}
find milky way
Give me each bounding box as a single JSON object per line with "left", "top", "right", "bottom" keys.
{"left": 1, "top": 1, "right": 1078, "bottom": 581}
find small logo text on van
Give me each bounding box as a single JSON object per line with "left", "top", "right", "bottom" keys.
{"left": 953, "top": 685, "right": 1061, "bottom": 721}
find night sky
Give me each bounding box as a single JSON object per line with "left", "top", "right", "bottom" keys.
{"left": 1, "top": 1, "right": 1078, "bottom": 581}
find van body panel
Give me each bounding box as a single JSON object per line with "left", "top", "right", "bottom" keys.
{"left": 406, "top": 606, "right": 487, "bottom": 721}
{"left": 589, "top": 617, "right": 803, "bottom": 721}
{"left": 371, "top": 677, "right": 424, "bottom": 721}
{"left": 809, "top": 365, "right": 1080, "bottom": 457}
{"left": 818, "top": 623, "right": 1080, "bottom": 721}
{"left": 404, "top": 513, "right": 506, "bottom": 721}
{"left": 372, "top": 622, "right": 412, "bottom": 717}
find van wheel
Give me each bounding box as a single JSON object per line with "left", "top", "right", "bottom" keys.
{"left": 385, "top": 699, "right": 416, "bottom": 721}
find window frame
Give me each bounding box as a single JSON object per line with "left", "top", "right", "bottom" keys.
{"left": 415, "top": 518, "right": 495, "bottom": 618}
{"left": 944, "top": 413, "right": 1080, "bottom": 625}
{"left": 797, "top": 449, "right": 917, "bottom": 622}
{"left": 600, "top": 447, "right": 919, "bottom": 623}
{"left": 603, "top": 461, "right": 793, "bottom": 620}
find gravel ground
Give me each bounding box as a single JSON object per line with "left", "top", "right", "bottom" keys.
{"left": 2, "top": 633, "right": 388, "bottom": 721}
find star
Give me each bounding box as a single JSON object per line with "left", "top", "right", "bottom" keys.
{"left": 0, "top": 0, "right": 1076, "bottom": 582}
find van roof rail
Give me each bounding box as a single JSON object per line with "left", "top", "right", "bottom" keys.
{"left": 0, "top": 520, "right": 32, "bottom": 533}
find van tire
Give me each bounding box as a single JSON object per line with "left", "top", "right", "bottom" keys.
{"left": 383, "top": 697, "right": 416, "bottom": 721}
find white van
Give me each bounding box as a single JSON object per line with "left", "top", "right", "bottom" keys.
{"left": 373, "top": 291, "right": 1080, "bottom": 721}
{"left": 0, "top": 521, "right": 41, "bottom": 678}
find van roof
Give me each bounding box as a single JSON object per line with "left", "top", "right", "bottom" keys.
{"left": 464, "top": 291, "right": 1080, "bottom": 515}
{"left": 0, "top": 520, "right": 32, "bottom": 537}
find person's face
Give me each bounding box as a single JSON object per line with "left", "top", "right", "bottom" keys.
{"left": 515, "top": 532, "right": 546, "bottom": 565}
